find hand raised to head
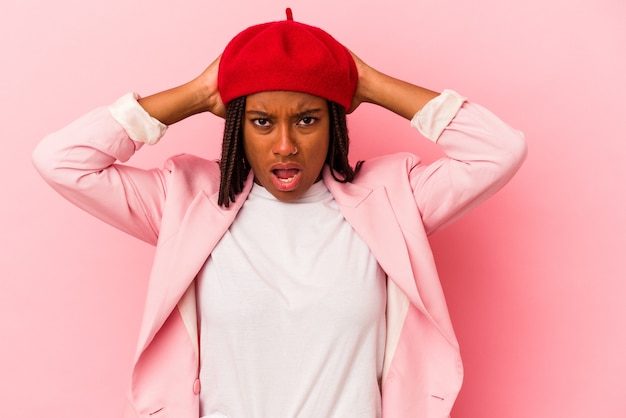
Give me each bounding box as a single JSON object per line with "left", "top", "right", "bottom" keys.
{"left": 193, "top": 54, "right": 226, "bottom": 118}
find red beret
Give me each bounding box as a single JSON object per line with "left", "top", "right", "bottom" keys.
{"left": 218, "top": 9, "right": 358, "bottom": 110}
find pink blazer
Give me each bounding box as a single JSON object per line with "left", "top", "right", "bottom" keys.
{"left": 33, "top": 100, "right": 526, "bottom": 418}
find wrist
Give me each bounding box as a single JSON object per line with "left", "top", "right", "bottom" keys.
{"left": 353, "top": 63, "right": 380, "bottom": 106}
{"left": 187, "top": 76, "right": 211, "bottom": 113}
{"left": 359, "top": 68, "right": 439, "bottom": 120}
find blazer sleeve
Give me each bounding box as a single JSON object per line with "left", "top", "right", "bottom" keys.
{"left": 409, "top": 94, "right": 527, "bottom": 235}
{"left": 32, "top": 106, "right": 168, "bottom": 245}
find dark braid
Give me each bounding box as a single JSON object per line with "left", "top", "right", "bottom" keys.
{"left": 218, "top": 97, "right": 362, "bottom": 207}
{"left": 218, "top": 96, "right": 248, "bottom": 207}
{"left": 326, "top": 100, "right": 363, "bottom": 183}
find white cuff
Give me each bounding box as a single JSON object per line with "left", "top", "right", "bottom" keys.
{"left": 108, "top": 92, "right": 167, "bottom": 145}
{"left": 410, "top": 89, "right": 467, "bottom": 142}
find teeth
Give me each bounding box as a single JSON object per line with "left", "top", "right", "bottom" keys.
{"left": 277, "top": 175, "right": 296, "bottom": 182}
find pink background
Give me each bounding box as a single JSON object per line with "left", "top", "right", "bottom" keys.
{"left": 1, "top": 0, "right": 624, "bottom": 417}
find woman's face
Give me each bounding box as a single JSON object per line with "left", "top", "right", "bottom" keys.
{"left": 243, "top": 91, "right": 330, "bottom": 202}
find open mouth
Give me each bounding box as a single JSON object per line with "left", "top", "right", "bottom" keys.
{"left": 273, "top": 168, "right": 300, "bottom": 182}
{"left": 271, "top": 168, "right": 302, "bottom": 191}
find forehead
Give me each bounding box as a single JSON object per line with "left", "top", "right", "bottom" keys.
{"left": 245, "top": 91, "right": 328, "bottom": 113}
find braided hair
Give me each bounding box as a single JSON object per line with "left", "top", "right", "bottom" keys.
{"left": 217, "top": 96, "right": 362, "bottom": 207}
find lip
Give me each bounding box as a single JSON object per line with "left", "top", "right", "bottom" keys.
{"left": 270, "top": 162, "right": 302, "bottom": 170}
{"left": 269, "top": 162, "right": 303, "bottom": 192}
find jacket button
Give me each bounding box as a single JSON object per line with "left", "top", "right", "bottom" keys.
{"left": 193, "top": 379, "right": 201, "bottom": 394}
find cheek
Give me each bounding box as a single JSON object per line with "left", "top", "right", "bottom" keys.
{"left": 313, "top": 136, "right": 330, "bottom": 165}
{"left": 242, "top": 134, "right": 264, "bottom": 167}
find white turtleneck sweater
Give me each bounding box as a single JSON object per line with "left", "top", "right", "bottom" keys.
{"left": 196, "top": 180, "right": 387, "bottom": 418}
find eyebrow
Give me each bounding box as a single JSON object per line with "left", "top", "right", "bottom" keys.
{"left": 245, "top": 108, "right": 324, "bottom": 118}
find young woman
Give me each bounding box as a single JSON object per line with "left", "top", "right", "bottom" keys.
{"left": 33, "top": 9, "right": 526, "bottom": 418}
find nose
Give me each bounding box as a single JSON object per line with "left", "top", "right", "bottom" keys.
{"left": 272, "top": 124, "right": 297, "bottom": 156}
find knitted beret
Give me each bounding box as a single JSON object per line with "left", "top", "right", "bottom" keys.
{"left": 218, "top": 8, "right": 358, "bottom": 110}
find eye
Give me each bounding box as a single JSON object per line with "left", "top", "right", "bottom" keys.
{"left": 297, "top": 116, "right": 317, "bottom": 126}
{"left": 252, "top": 118, "right": 271, "bottom": 127}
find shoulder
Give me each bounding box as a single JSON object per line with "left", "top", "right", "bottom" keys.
{"left": 352, "top": 152, "right": 422, "bottom": 186}
{"left": 163, "top": 153, "right": 221, "bottom": 194}
{"left": 166, "top": 153, "right": 219, "bottom": 170}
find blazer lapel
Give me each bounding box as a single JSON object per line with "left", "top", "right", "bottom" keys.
{"left": 323, "top": 169, "right": 427, "bottom": 313}
{"left": 134, "top": 174, "right": 254, "bottom": 359}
